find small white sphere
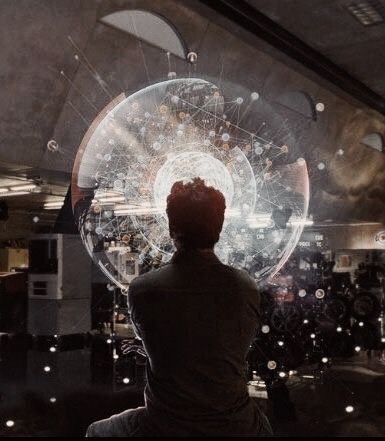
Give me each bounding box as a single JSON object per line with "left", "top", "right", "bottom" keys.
{"left": 299, "top": 289, "right": 307, "bottom": 298}
{"left": 355, "top": 346, "right": 361, "bottom": 352}
{"left": 345, "top": 405, "right": 354, "bottom": 413}
{"left": 106, "top": 339, "right": 112, "bottom": 344}
{"left": 303, "top": 319, "right": 309, "bottom": 324}
{"left": 317, "top": 162, "right": 326, "bottom": 171}
{"left": 50, "top": 397, "right": 57, "bottom": 403}
{"left": 123, "top": 377, "right": 130, "bottom": 384}
{"left": 49, "top": 347, "right": 56, "bottom": 353}
{"left": 316, "top": 102, "right": 325, "bottom": 112}
{"left": 250, "top": 92, "right": 259, "bottom": 101}
{"left": 322, "top": 357, "right": 328, "bottom": 363}
{"left": 359, "top": 322, "right": 364, "bottom": 327}
{"left": 278, "top": 341, "right": 284, "bottom": 347}
{"left": 261, "top": 325, "right": 270, "bottom": 334}
{"left": 310, "top": 333, "right": 316, "bottom": 339}
{"left": 44, "top": 366, "right": 51, "bottom": 373}
{"left": 221, "top": 133, "right": 230, "bottom": 142}
{"left": 33, "top": 216, "right": 39, "bottom": 223}
{"left": 5, "top": 420, "right": 14, "bottom": 428}
{"left": 236, "top": 97, "right": 244, "bottom": 105}
{"left": 278, "top": 371, "right": 286, "bottom": 378}
{"left": 337, "top": 326, "right": 342, "bottom": 332}
{"left": 267, "top": 360, "right": 277, "bottom": 370}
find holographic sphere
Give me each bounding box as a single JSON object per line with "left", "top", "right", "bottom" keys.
{"left": 72, "top": 78, "right": 309, "bottom": 291}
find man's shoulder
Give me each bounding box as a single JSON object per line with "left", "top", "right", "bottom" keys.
{"left": 129, "top": 264, "right": 171, "bottom": 293}
{"left": 224, "top": 265, "right": 258, "bottom": 290}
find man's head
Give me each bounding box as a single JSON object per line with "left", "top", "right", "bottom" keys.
{"left": 166, "top": 177, "right": 226, "bottom": 250}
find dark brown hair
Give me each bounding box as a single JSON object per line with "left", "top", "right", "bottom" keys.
{"left": 166, "top": 177, "right": 226, "bottom": 249}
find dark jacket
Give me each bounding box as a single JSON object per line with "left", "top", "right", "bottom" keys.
{"left": 127, "top": 248, "right": 268, "bottom": 436}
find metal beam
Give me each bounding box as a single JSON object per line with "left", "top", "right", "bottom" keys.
{"left": 199, "top": 0, "right": 385, "bottom": 116}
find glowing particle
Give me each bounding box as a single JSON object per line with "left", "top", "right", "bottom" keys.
{"left": 355, "top": 346, "right": 361, "bottom": 352}
{"left": 321, "top": 357, "right": 328, "bottom": 363}
{"left": 267, "top": 360, "right": 277, "bottom": 370}
{"left": 345, "top": 405, "right": 354, "bottom": 413}
{"left": 316, "top": 102, "right": 325, "bottom": 112}
{"left": 49, "top": 347, "right": 56, "bottom": 353}
{"left": 278, "top": 341, "right": 284, "bottom": 347}
{"left": 359, "top": 322, "right": 364, "bottom": 327}
{"left": 106, "top": 339, "right": 112, "bottom": 344}
{"left": 113, "top": 354, "right": 119, "bottom": 360}
{"left": 33, "top": 216, "right": 39, "bottom": 223}
{"left": 236, "top": 97, "right": 243, "bottom": 105}
{"left": 250, "top": 92, "right": 259, "bottom": 101}
{"left": 315, "top": 289, "right": 325, "bottom": 299}
{"left": 123, "top": 377, "right": 130, "bottom": 384}
{"left": 337, "top": 148, "right": 344, "bottom": 156}
{"left": 50, "top": 397, "right": 57, "bottom": 403}
{"left": 278, "top": 371, "right": 286, "bottom": 378}
{"left": 5, "top": 420, "right": 14, "bottom": 428}
{"left": 298, "top": 289, "right": 307, "bottom": 298}
{"left": 337, "top": 326, "right": 342, "bottom": 332}
{"left": 317, "top": 162, "right": 325, "bottom": 170}
{"left": 221, "top": 133, "right": 230, "bottom": 142}
{"left": 47, "top": 139, "right": 59, "bottom": 152}
{"left": 261, "top": 325, "right": 270, "bottom": 334}
{"left": 303, "top": 319, "right": 309, "bottom": 324}
{"left": 44, "top": 366, "right": 51, "bottom": 373}
{"left": 310, "top": 333, "right": 316, "bottom": 339}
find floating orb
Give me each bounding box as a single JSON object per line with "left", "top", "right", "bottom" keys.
{"left": 337, "top": 326, "right": 342, "bottom": 332}
{"left": 345, "top": 405, "right": 354, "bottom": 413}
{"left": 236, "top": 97, "right": 244, "bottom": 105}
{"left": 254, "top": 145, "right": 263, "bottom": 155}
{"left": 303, "top": 319, "right": 309, "bottom": 324}
{"left": 44, "top": 366, "right": 51, "bottom": 373}
{"left": 267, "top": 360, "right": 277, "bottom": 370}
{"left": 359, "top": 321, "right": 364, "bottom": 327}
{"left": 278, "top": 371, "right": 286, "bottom": 378}
{"left": 123, "top": 377, "right": 130, "bottom": 384}
{"left": 106, "top": 338, "right": 112, "bottom": 344}
{"left": 5, "top": 420, "right": 14, "bottom": 428}
{"left": 47, "top": 139, "right": 59, "bottom": 152}
{"left": 250, "top": 92, "right": 259, "bottom": 101}
{"left": 310, "top": 333, "right": 316, "bottom": 339}
{"left": 354, "top": 346, "right": 361, "bottom": 352}
{"left": 315, "top": 289, "right": 325, "bottom": 299}
{"left": 49, "top": 346, "right": 56, "bottom": 353}
{"left": 32, "top": 216, "right": 39, "bottom": 223}
{"left": 261, "top": 325, "right": 270, "bottom": 334}
{"left": 316, "top": 102, "right": 325, "bottom": 112}
{"left": 317, "top": 162, "right": 326, "bottom": 170}
{"left": 167, "top": 71, "right": 177, "bottom": 79}
{"left": 50, "top": 397, "right": 57, "bottom": 403}
{"left": 337, "top": 148, "right": 344, "bottom": 156}
{"left": 221, "top": 133, "right": 230, "bottom": 142}
{"left": 187, "top": 52, "right": 198, "bottom": 64}
{"left": 298, "top": 289, "right": 307, "bottom": 298}
{"left": 278, "top": 341, "right": 284, "bottom": 347}
{"left": 321, "top": 357, "right": 328, "bottom": 363}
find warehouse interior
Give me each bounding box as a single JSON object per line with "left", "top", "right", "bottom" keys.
{"left": 0, "top": 0, "right": 385, "bottom": 436}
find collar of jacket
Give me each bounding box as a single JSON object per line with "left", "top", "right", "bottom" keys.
{"left": 170, "top": 248, "right": 222, "bottom": 265}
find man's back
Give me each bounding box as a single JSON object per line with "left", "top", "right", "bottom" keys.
{"left": 128, "top": 249, "right": 266, "bottom": 436}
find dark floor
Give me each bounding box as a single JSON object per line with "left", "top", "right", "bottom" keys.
{"left": 0, "top": 349, "right": 384, "bottom": 437}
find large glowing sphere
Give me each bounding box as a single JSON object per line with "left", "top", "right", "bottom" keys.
{"left": 72, "top": 78, "right": 309, "bottom": 291}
